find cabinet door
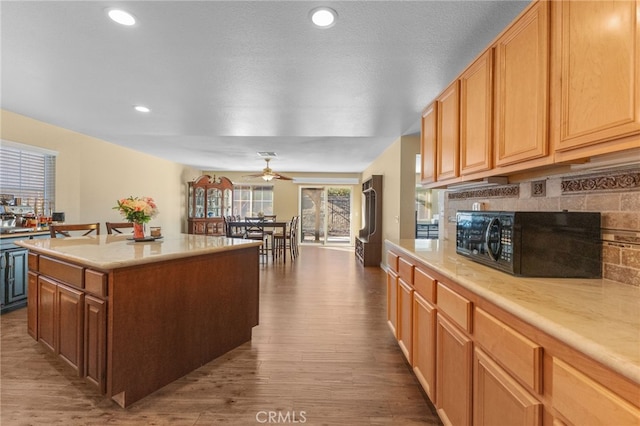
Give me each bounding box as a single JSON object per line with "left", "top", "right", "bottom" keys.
{"left": 0, "top": 252, "right": 6, "bottom": 308}
{"left": 413, "top": 291, "right": 437, "bottom": 403}
{"left": 6, "top": 249, "right": 28, "bottom": 304}
{"left": 437, "top": 80, "right": 461, "bottom": 181}
{"left": 27, "top": 271, "right": 38, "bottom": 339}
{"left": 460, "top": 49, "right": 493, "bottom": 175}
{"left": 37, "top": 276, "right": 57, "bottom": 352}
{"left": 437, "top": 313, "right": 473, "bottom": 426}
{"left": 474, "top": 348, "right": 542, "bottom": 426}
{"left": 85, "top": 295, "right": 107, "bottom": 393}
{"left": 397, "top": 277, "right": 414, "bottom": 363}
{"left": 552, "top": 358, "right": 640, "bottom": 426}
{"left": 494, "top": 1, "right": 549, "bottom": 166}
{"left": 56, "top": 283, "right": 84, "bottom": 376}
{"left": 553, "top": 0, "right": 640, "bottom": 152}
{"left": 421, "top": 102, "right": 437, "bottom": 184}
{"left": 386, "top": 270, "right": 398, "bottom": 337}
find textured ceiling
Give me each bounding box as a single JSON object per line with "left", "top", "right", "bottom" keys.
{"left": 1, "top": 0, "right": 529, "bottom": 174}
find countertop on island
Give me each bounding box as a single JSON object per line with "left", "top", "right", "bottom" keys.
{"left": 386, "top": 238, "right": 640, "bottom": 385}
{"left": 15, "top": 233, "right": 261, "bottom": 270}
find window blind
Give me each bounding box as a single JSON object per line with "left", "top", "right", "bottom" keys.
{"left": 0, "top": 144, "right": 56, "bottom": 215}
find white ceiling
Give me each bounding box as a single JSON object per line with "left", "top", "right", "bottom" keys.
{"left": 1, "top": 0, "right": 529, "bottom": 174}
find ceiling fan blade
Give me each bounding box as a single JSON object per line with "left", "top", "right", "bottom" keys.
{"left": 273, "top": 173, "right": 294, "bottom": 180}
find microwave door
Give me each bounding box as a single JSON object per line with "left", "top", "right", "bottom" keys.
{"left": 485, "top": 217, "right": 502, "bottom": 261}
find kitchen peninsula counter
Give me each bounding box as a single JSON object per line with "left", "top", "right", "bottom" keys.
{"left": 386, "top": 238, "right": 640, "bottom": 386}
{"left": 17, "top": 234, "right": 262, "bottom": 408}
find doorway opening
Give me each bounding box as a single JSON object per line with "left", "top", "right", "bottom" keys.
{"left": 300, "top": 186, "right": 352, "bottom": 245}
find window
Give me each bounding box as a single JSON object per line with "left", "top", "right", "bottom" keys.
{"left": 0, "top": 141, "right": 56, "bottom": 215}
{"left": 233, "top": 185, "right": 273, "bottom": 218}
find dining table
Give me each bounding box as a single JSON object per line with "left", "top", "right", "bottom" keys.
{"left": 228, "top": 220, "right": 289, "bottom": 262}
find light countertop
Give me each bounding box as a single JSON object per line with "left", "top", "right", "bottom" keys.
{"left": 386, "top": 238, "right": 640, "bottom": 385}
{"left": 15, "top": 234, "right": 261, "bottom": 270}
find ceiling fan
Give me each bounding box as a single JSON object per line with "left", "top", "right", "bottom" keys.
{"left": 244, "top": 158, "right": 293, "bottom": 181}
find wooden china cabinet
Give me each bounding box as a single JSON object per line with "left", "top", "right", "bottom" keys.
{"left": 187, "top": 175, "right": 233, "bottom": 235}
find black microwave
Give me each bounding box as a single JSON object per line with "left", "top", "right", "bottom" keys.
{"left": 455, "top": 211, "right": 602, "bottom": 278}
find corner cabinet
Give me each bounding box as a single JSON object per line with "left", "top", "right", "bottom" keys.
{"left": 356, "top": 175, "right": 382, "bottom": 266}
{"left": 187, "top": 175, "right": 233, "bottom": 235}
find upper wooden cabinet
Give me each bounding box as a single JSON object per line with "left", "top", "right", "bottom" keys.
{"left": 494, "top": 1, "right": 550, "bottom": 167}
{"left": 420, "top": 102, "right": 437, "bottom": 184}
{"left": 552, "top": 0, "right": 640, "bottom": 160}
{"left": 436, "top": 80, "right": 461, "bottom": 182}
{"left": 460, "top": 49, "right": 494, "bottom": 175}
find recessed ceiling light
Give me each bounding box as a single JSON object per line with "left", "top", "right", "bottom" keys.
{"left": 107, "top": 9, "right": 136, "bottom": 26}
{"left": 310, "top": 7, "right": 337, "bottom": 28}
{"left": 134, "top": 105, "right": 150, "bottom": 113}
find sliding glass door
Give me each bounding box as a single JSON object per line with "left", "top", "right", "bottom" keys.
{"left": 300, "top": 186, "right": 352, "bottom": 245}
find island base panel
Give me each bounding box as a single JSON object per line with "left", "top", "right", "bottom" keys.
{"left": 106, "top": 247, "right": 259, "bottom": 407}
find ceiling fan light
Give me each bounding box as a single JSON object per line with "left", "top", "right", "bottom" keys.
{"left": 262, "top": 174, "right": 274, "bottom": 181}
{"left": 310, "top": 7, "right": 337, "bottom": 28}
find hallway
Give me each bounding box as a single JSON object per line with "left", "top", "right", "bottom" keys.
{"left": 1, "top": 245, "right": 440, "bottom": 425}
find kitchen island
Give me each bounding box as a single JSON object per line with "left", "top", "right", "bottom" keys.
{"left": 16, "top": 234, "right": 262, "bottom": 408}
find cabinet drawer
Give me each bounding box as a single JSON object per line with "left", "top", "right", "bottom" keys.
{"left": 39, "top": 256, "right": 84, "bottom": 289}
{"left": 414, "top": 268, "right": 436, "bottom": 304}
{"left": 84, "top": 270, "right": 107, "bottom": 298}
{"left": 552, "top": 358, "right": 640, "bottom": 426}
{"left": 474, "top": 308, "right": 542, "bottom": 393}
{"left": 398, "top": 257, "right": 414, "bottom": 285}
{"left": 28, "top": 252, "right": 39, "bottom": 271}
{"left": 387, "top": 251, "right": 399, "bottom": 273}
{"left": 437, "top": 282, "right": 472, "bottom": 333}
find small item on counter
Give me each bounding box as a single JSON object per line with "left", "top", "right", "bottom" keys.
{"left": 150, "top": 226, "right": 162, "bottom": 237}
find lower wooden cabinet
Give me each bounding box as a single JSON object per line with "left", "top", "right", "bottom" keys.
{"left": 84, "top": 295, "right": 107, "bottom": 393}
{"left": 413, "top": 291, "right": 437, "bottom": 402}
{"left": 397, "top": 278, "right": 414, "bottom": 363}
{"left": 27, "top": 271, "right": 38, "bottom": 339}
{"left": 385, "top": 247, "right": 640, "bottom": 426}
{"left": 436, "top": 313, "right": 473, "bottom": 426}
{"left": 552, "top": 358, "right": 640, "bottom": 426}
{"left": 474, "top": 348, "right": 542, "bottom": 426}
{"left": 56, "top": 283, "right": 84, "bottom": 376}
{"left": 30, "top": 255, "right": 108, "bottom": 393}
{"left": 37, "top": 276, "right": 57, "bottom": 352}
{"left": 386, "top": 270, "right": 398, "bottom": 337}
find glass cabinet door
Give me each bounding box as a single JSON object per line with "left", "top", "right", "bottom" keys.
{"left": 223, "top": 189, "right": 232, "bottom": 217}
{"left": 207, "top": 188, "right": 222, "bottom": 218}
{"left": 188, "top": 186, "right": 194, "bottom": 218}
{"left": 195, "top": 187, "right": 205, "bottom": 218}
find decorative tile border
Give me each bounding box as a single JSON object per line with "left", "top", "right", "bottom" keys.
{"left": 532, "top": 180, "right": 546, "bottom": 197}
{"left": 448, "top": 185, "right": 519, "bottom": 200}
{"left": 561, "top": 168, "right": 640, "bottom": 193}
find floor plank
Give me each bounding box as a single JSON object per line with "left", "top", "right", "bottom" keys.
{"left": 1, "top": 245, "right": 441, "bottom": 425}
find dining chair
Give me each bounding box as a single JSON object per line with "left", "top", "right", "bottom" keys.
{"left": 50, "top": 223, "right": 100, "bottom": 238}
{"left": 244, "top": 217, "right": 270, "bottom": 260}
{"left": 223, "top": 216, "right": 244, "bottom": 238}
{"left": 273, "top": 216, "right": 299, "bottom": 262}
{"left": 105, "top": 222, "right": 134, "bottom": 235}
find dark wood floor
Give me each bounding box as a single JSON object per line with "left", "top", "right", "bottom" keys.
{"left": 1, "top": 245, "right": 441, "bottom": 425}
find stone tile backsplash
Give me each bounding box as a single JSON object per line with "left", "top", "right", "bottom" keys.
{"left": 444, "top": 166, "right": 640, "bottom": 286}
